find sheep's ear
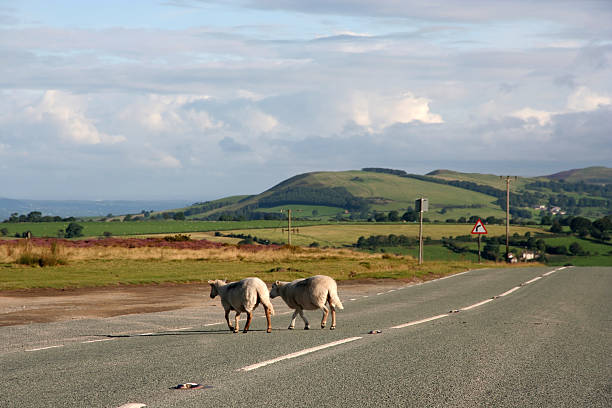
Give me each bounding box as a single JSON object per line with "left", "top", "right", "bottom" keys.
{"left": 207, "top": 280, "right": 214, "bottom": 285}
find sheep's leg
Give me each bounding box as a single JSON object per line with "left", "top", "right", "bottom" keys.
{"left": 233, "top": 312, "right": 240, "bottom": 333}
{"left": 243, "top": 311, "right": 253, "bottom": 333}
{"left": 224, "top": 309, "right": 234, "bottom": 332}
{"left": 330, "top": 305, "right": 336, "bottom": 330}
{"left": 299, "top": 309, "right": 310, "bottom": 330}
{"left": 264, "top": 305, "right": 272, "bottom": 333}
{"left": 320, "top": 305, "right": 329, "bottom": 329}
{"left": 288, "top": 310, "right": 299, "bottom": 330}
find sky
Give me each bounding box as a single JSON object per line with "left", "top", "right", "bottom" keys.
{"left": 1, "top": 0, "right": 611, "bottom": 201}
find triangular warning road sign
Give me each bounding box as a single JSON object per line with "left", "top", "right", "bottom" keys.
{"left": 471, "top": 219, "right": 488, "bottom": 234}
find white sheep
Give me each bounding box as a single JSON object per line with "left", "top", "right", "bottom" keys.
{"left": 270, "top": 275, "right": 344, "bottom": 330}
{"left": 208, "top": 277, "right": 274, "bottom": 333}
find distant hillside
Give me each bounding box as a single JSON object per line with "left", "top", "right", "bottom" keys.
{"left": 180, "top": 167, "right": 611, "bottom": 222}
{"left": 543, "top": 166, "right": 612, "bottom": 185}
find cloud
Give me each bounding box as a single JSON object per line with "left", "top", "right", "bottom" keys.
{"left": 350, "top": 92, "right": 443, "bottom": 131}
{"left": 20, "top": 90, "right": 126, "bottom": 145}
{"left": 511, "top": 108, "right": 553, "bottom": 126}
{"left": 566, "top": 86, "right": 611, "bottom": 112}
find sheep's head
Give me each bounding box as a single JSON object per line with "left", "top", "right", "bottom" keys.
{"left": 207, "top": 279, "right": 225, "bottom": 299}
{"left": 270, "top": 280, "right": 285, "bottom": 298}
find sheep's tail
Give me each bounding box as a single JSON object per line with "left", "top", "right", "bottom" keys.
{"left": 258, "top": 289, "right": 275, "bottom": 316}
{"left": 328, "top": 287, "right": 344, "bottom": 310}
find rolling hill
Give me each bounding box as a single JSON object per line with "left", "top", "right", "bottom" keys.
{"left": 176, "top": 167, "right": 611, "bottom": 222}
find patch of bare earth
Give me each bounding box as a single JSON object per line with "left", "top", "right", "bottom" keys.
{"left": 0, "top": 279, "right": 418, "bottom": 327}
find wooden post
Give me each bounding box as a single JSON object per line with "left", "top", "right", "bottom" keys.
{"left": 418, "top": 202, "right": 424, "bottom": 265}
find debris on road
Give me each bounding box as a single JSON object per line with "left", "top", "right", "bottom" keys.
{"left": 368, "top": 329, "right": 382, "bottom": 334}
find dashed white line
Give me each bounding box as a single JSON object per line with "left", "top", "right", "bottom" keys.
{"left": 461, "top": 298, "right": 494, "bottom": 311}
{"left": 498, "top": 286, "right": 521, "bottom": 297}
{"left": 390, "top": 314, "right": 448, "bottom": 329}
{"left": 25, "top": 345, "right": 64, "bottom": 352}
{"left": 204, "top": 322, "right": 223, "bottom": 326}
{"left": 82, "top": 338, "right": 115, "bottom": 344}
{"left": 523, "top": 276, "right": 542, "bottom": 285}
{"left": 238, "top": 337, "right": 362, "bottom": 372}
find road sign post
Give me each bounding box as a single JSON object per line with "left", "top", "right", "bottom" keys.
{"left": 415, "top": 198, "right": 428, "bottom": 265}
{"left": 471, "top": 219, "right": 488, "bottom": 263}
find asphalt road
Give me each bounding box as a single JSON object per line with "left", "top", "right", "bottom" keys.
{"left": 1, "top": 267, "right": 610, "bottom": 407}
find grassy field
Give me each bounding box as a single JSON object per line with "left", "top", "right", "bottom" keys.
{"left": 215, "top": 223, "right": 546, "bottom": 247}
{"left": 0, "top": 220, "right": 325, "bottom": 238}
{"left": 0, "top": 241, "right": 492, "bottom": 289}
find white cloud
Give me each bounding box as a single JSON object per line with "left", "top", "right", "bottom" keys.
{"left": 566, "top": 86, "right": 611, "bottom": 112}
{"left": 25, "top": 90, "right": 126, "bottom": 145}
{"left": 350, "top": 92, "right": 443, "bottom": 131}
{"left": 511, "top": 107, "right": 554, "bottom": 126}
{"left": 124, "top": 94, "right": 222, "bottom": 133}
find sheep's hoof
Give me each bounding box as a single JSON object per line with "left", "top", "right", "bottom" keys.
{"left": 228, "top": 326, "right": 235, "bottom": 332}
{"left": 267, "top": 328, "right": 272, "bottom": 333}
{"left": 233, "top": 329, "right": 239, "bottom": 333}
{"left": 330, "top": 326, "right": 336, "bottom": 330}
{"left": 242, "top": 330, "right": 248, "bottom": 334}
{"left": 304, "top": 326, "right": 310, "bottom": 330}
{"left": 288, "top": 326, "right": 294, "bottom": 330}
{"left": 321, "top": 324, "right": 326, "bottom": 329}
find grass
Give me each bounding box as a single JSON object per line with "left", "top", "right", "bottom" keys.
{"left": 0, "top": 220, "right": 326, "bottom": 239}
{"left": 0, "top": 246, "right": 493, "bottom": 290}
{"left": 217, "top": 223, "right": 545, "bottom": 247}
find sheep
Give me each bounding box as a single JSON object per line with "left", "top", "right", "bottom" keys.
{"left": 208, "top": 277, "right": 274, "bottom": 333}
{"left": 270, "top": 275, "right": 344, "bottom": 330}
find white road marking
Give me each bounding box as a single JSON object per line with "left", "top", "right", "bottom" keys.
{"left": 498, "top": 286, "right": 521, "bottom": 297}
{"left": 25, "top": 345, "right": 64, "bottom": 352}
{"left": 349, "top": 298, "right": 357, "bottom": 301}
{"left": 204, "top": 322, "right": 223, "bottom": 326}
{"left": 376, "top": 292, "right": 384, "bottom": 295}
{"left": 168, "top": 327, "right": 192, "bottom": 331}
{"left": 82, "top": 338, "right": 115, "bottom": 344}
{"left": 523, "top": 276, "right": 542, "bottom": 285}
{"left": 139, "top": 333, "right": 154, "bottom": 336}
{"left": 461, "top": 298, "right": 494, "bottom": 311}
{"left": 542, "top": 269, "right": 559, "bottom": 277}
{"left": 390, "top": 314, "right": 448, "bottom": 329}
{"left": 116, "top": 403, "right": 146, "bottom": 408}
{"left": 238, "top": 337, "right": 362, "bottom": 372}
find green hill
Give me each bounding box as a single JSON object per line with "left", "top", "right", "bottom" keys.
{"left": 543, "top": 166, "right": 612, "bottom": 185}
{"left": 171, "top": 167, "right": 611, "bottom": 222}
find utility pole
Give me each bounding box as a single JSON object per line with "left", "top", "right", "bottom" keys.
{"left": 501, "top": 176, "right": 517, "bottom": 261}
{"left": 287, "top": 209, "right": 292, "bottom": 245}
{"left": 415, "top": 198, "right": 428, "bottom": 265}
{"left": 281, "top": 209, "right": 301, "bottom": 245}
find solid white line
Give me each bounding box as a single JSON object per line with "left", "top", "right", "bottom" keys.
{"left": 238, "top": 337, "right": 362, "bottom": 372}
{"left": 168, "top": 327, "right": 192, "bottom": 331}
{"left": 461, "top": 298, "right": 494, "bottom": 311}
{"left": 139, "top": 332, "right": 154, "bottom": 336}
{"left": 82, "top": 338, "right": 115, "bottom": 344}
{"left": 390, "top": 314, "right": 448, "bottom": 329}
{"left": 204, "top": 322, "right": 223, "bottom": 326}
{"left": 523, "top": 276, "right": 542, "bottom": 285}
{"left": 498, "top": 286, "right": 521, "bottom": 297}
{"left": 25, "top": 345, "right": 64, "bottom": 352}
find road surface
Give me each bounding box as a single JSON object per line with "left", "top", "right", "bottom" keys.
{"left": 1, "top": 267, "right": 610, "bottom": 407}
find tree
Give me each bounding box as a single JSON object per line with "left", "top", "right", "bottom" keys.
{"left": 550, "top": 220, "right": 563, "bottom": 233}
{"left": 173, "top": 212, "right": 186, "bottom": 221}
{"left": 402, "top": 209, "right": 417, "bottom": 222}
{"left": 569, "top": 242, "right": 584, "bottom": 256}
{"left": 64, "top": 222, "right": 84, "bottom": 238}
{"left": 0, "top": 228, "right": 8, "bottom": 236}
{"left": 569, "top": 217, "right": 591, "bottom": 234}
{"left": 388, "top": 210, "right": 400, "bottom": 222}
